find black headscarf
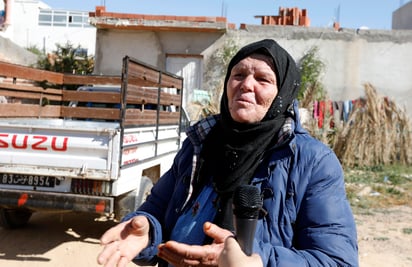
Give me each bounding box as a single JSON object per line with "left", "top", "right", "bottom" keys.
{"left": 200, "top": 39, "right": 301, "bottom": 230}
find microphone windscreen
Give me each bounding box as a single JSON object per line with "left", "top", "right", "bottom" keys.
{"left": 233, "top": 185, "right": 262, "bottom": 219}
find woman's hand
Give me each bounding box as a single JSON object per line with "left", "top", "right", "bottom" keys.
{"left": 157, "top": 222, "right": 233, "bottom": 267}
{"left": 219, "top": 236, "right": 263, "bottom": 267}
{"left": 97, "top": 215, "right": 150, "bottom": 267}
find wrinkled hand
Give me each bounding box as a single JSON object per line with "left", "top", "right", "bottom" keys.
{"left": 157, "top": 222, "right": 233, "bottom": 267}
{"left": 218, "top": 236, "right": 263, "bottom": 267}
{"left": 97, "top": 215, "right": 150, "bottom": 267}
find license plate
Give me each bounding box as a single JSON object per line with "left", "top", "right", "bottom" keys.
{"left": 0, "top": 173, "right": 56, "bottom": 187}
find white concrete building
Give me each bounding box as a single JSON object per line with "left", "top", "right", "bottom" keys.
{"left": 0, "top": 0, "right": 96, "bottom": 56}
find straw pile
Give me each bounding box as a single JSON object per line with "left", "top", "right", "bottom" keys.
{"left": 331, "top": 83, "right": 411, "bottom": 167}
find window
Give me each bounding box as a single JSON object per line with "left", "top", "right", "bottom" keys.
{"left": 39, "top": 10, "right": 52, "bottom": 26}
{"left": 68, "top": 12, "right": 84, "bottom": 27}
{"left": 53, "top": 11, "right": 67, "bottom": 27}
{"left": 83, "top": 16, "right": 92, "bottom": 27}
{"left": 38, "top": 9, "right": 91, "bottom": 28}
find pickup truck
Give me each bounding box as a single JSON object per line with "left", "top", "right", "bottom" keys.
{"left": 0, "top": 56, "right": 185, "bottom": 228}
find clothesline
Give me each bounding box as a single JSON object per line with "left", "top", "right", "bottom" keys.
{"left": 310, "top": 99, "right": 365, "bottom": 128}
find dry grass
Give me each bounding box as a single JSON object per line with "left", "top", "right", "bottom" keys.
{"left": 332, "top": 83, "right": 411, "bottom": 168}
{"left": 302, "top": 83, "right": 412, "bottom": 168}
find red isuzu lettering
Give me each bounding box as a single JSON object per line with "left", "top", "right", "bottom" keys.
{"left": 0, "top": 134, "right": 68, "bottom": 152}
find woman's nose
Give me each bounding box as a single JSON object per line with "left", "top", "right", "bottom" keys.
{"left": 240, "top": 75, "right": 255, "bottom": 92}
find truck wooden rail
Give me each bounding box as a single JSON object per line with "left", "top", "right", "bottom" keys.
{"left": 0, "top": 56, "right": 182, "bottom": 125}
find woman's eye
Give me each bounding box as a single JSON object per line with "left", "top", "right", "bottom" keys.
{"left": 257, "top": 73, "right": 276, "bottom": 83}
{"left": 256, "top": 76, "right": 269, "bottom": 82}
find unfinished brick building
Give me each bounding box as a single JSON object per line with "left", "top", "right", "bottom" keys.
{"left": 254, "top": 7, "right": 310, "bottom": 27}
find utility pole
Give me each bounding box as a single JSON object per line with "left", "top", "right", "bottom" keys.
{"left": 221, "top": 0, "right": 227, "bottom": 17}
{"left": 335, "top": 4, "right": 341, "bottom": 24}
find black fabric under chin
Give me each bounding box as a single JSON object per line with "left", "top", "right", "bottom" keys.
{"left": 199, "top": 115, "right": 283, "bottom": 231}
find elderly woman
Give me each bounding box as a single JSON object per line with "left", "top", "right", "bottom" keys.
{"left": 97, "top": 39, "right": 358, "bottom": 267}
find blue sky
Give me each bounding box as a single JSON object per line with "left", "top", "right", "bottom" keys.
{"left": 43, "top": 0, "right": 409, "bottom": 30}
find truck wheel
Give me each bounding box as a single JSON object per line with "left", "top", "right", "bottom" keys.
{"left": 136, "top": 176, "right": 153, "bottom": 209}
{"left": 0, "top": 208, "right": 32, "bottom": 229}
{"left": 114, "top": 176, "right": 153, "bottom": 221}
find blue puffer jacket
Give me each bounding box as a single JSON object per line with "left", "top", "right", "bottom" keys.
{"left": 124, "top": 104, "right": 359, "bottom": 267}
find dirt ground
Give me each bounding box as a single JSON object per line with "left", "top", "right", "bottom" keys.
{"left": 0, "top": 206, "right": 411, "bottom": 267}
{"left": 355, "top": 205, "right": 412, "bottom": 267}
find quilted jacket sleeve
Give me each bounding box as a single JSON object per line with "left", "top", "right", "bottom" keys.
{"left": 255, "top": 141, "right": 358, "bottom": 267}
{"left": 292, "top": 150, "right": 358, "bottom": 266}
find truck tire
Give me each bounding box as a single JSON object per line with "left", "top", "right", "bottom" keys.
{"left": 0, "top": 208, "right": 32, "bottom": 229}
{"left": 136, "top": 176, "right": 153, "bottom": 208}
{"left": 114, "top": 176, "right": 153, "bottom": 221}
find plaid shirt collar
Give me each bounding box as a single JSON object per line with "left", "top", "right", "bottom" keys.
{"left": 186, "top": 113, "right": 295, "bottom": 157}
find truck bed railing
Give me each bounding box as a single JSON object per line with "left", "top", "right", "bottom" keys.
{"left": 0, "top": 57, "right": 183, "bottom": 127}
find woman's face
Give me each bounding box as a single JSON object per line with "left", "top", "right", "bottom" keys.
{"left": 226, "top": 53, "right": 278, "bottom": 123}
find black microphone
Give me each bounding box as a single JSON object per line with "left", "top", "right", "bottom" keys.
{"left": 232, "top": 185, "right": 263, "bottom": 256}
